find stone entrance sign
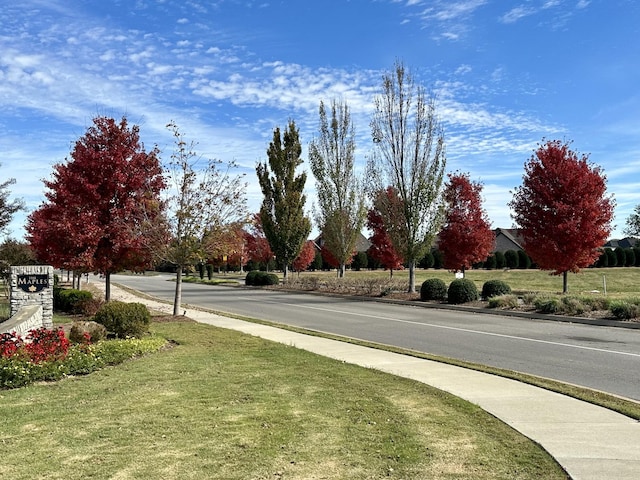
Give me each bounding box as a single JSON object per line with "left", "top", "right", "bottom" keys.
{"left": 10, "top": 265, "right": 53, "bottom": 328}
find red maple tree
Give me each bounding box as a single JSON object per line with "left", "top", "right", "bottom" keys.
{"left": 439, "top": 173, "right": 494, "bottom": 275}
{"left": 244, "top": 213, "right": 274, "bottom": 267}
{"left": 292, "top": 240, "right": 317, "bottom": 274}
{"left": 366, "top": 190, "right": 404, "bottom": 278}
{"left": 26, "top": 116, "right": 165, "bottom": 300}
{"left": 509, "top": 139, "right": 614, "bottom": 293}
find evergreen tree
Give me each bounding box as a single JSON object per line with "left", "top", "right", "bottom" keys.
{"left": 256, "top": 120, "right": 312, "bottom": 280}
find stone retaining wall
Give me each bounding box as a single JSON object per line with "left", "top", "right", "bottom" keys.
{"left": 0, "top": 304, "right": 43, "bottom": 335}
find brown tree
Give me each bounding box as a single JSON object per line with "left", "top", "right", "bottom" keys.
{"left": 439, "top": 173, "right": 494, "bottom": 276}
{"left": 509, "top": 139, "right": 614, "bottom": 293}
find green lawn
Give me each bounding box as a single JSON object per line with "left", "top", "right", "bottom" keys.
{"left": 272, "top": 266, "right": 640, "bottom": 297}
{"left": 0, "top": 320, "right": 568, "bottom": 479}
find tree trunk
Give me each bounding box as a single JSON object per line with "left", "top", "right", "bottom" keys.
{"left": 173, "top": 266, "right": 183, "bottom": 316}
{"left": 338, "top": 263, "right": 346, "bottom": 278}
{"left": 408, "top": 260, "right": 416, "bottom": 293}
{"left": 563, "top": 271, "right": 568, "bottom": 294}
{"left": 283, "top": 264, "right": 288, "bottom": 283}
{"left": 105, "top": 272, "right": 111, "bottom": 302}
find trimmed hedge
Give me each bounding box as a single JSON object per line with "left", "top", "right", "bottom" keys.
{"left": 420, "top": 278, "right": 447, "bottom": 301}
{"left": 93, "top": 301, "right": 150, "bottom": 338}
{"left": 447, "top": 278, "right": 479, "bottom": 304}
{"left": 53, "top": 287, "right": 93, "bottom": 313}
{"left": 481, "top": 280, "right": 512, "bottom": 299}
{"left": 245, "top": 270, "right": 279, "bottom": 286}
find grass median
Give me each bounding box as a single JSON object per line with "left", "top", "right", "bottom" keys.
{"left": 0, "top": 319, "right": 568, "bottom": 479}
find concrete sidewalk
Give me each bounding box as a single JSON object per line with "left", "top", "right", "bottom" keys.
{"left": 109, "top": 284, "right": 640, "bottom": 479}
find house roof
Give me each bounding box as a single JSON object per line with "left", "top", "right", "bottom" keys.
{"left": 493, "top": 228, "right": 524, "bottom": 252}
{"left": 604, "top": 237, "right": 640, "bottom": 249}
{"left": 313, "top": 232, "right": 372, "bottom": 253}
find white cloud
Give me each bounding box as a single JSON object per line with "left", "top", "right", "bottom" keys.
{"left": 500, "top": 6, "right": 537, "bottom": 24}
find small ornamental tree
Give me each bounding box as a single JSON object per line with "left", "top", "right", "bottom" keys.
{"left": 509, "top": 139, "right": 615, "bottom": 293}
{"left": 292, "top": 240, "right": 317, "bottom": 275}
{"left": 439, "top": 173, "right": 495, "bottom": 276}
{"left": 26, "top": 116, "right": 165, "bottom": 301}
{"left": 244, "top": 213, "right": 274, "bottom": 270}
{"left": 366, "top": 191, "right": 404, "bottom": 278}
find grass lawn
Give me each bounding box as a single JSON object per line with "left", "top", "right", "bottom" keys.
{"left": 247, "top": 267, "right": 639, "bottom": 299}
{"left": 195, "top": 267, "right": 640, "bottom": 297}
{"left": 0, "top": 319, "right": 568, "bottom": 480}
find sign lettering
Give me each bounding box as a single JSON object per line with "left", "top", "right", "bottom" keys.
{"left": 17, "top": 274, "right": 49, "bottom": 293}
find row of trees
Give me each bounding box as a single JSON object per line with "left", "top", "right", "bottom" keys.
{"left": 16, "top": 58, "right": 626, "bottom": 313}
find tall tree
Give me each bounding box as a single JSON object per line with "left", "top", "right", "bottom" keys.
{"left": 509, "top": 139, "right": 614, "bottom": 293}
{"left": 439, "top": 173, "right": 494, "bottom": 275}
{"left": 157, "top": 122, "right": 247, "bottom": 315}
{"left": 26, "top": 116, "right": 165, "bottom": 300}
{"left": 367, "top": 60, "right": 447, "bottom": 292}
{"left": 0, "top": 168, "right": 24, "bottom": 236}
{"left": 624, "top": 204, "right": 640, "bottom": 237}
{"left": 256, "top": 120, "right": 311, "bottom": 280}
{"left": 309, "top": 100, "right": 366, "bottom": 278}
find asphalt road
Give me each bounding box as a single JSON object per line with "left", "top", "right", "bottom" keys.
{"left": 108, "top": 273, "right": 640, "bottom": 401}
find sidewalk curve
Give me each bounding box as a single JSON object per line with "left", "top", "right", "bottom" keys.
{"left": 107, "top": 283, "right": 640, "bottom": 480}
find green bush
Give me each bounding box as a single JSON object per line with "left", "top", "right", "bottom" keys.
{"left": 93, "top": 301, "right": 150, "bottom": 338}
{"left": 246, "top": 270, "right": 279, "bottom": 286}
{"left": 610, "top": 301, "right": 640, "bottom": 320}
{"left": 447, "top": 278, "right": 478, "bottom": 304}
{"left": 534, "top": 297, "right": 561, "bottom": 314}
{"left": 481, "top": 280, "right": 512, "bottom": 299}
{"left": 53, "top": 287, "right": 94, "bottom": 313}
{"left": 245, "top": 270, "right": 258, "bottom": 285}
{"left": 420, "top": 278, "right": 447, "bottom": 301}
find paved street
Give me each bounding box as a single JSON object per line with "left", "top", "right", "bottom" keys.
{"left": 109, "top": 273, "right": 640, "bottom": 401}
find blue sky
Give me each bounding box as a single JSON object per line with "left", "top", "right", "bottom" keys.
{"left": 2, "top": 0, "right": 639, "bottom": 241}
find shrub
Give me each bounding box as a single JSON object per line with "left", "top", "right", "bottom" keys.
{"left": 245, "top": 270, "right": 259, "bottom": 285}
{"left": 447, "top": 278, "right": 479, "bottom": 304}
{"left": 488, "top": 294, "right": 519, "bottom": 309}
{"left": 581, "top": 296, "right": 611, "bottom": 311}
{"left": 246, "top": 271, "right": 279, "bottom": 286}
{"left": 481, "top": 280, "right": 512, "bottom": 299}
{"left": 53, "top": 287, "right": 94, "bottom": 313}
{"left": 610, "top": 301, "right": 640, "bottom": 320}
{"left": 560, "top": 296, "right": 586, "bottom": 316}
{"left": 93, "top": 301, "right": 150, "bottom": 338}
{"left": 420, "top": 278, "right": 447, "bottom": 301}
{"left": 504, "top": 250, "right": 519, "bottom": 269}
{"left": 69, "top": 321, "right": 108, "bottom": 344}
{"left": 534, "top": 297, "right": 561, "bottom": 314}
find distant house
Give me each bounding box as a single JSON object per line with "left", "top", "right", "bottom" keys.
{"left": 493, "top": 228, "right": 525, "bottom": 253}
{"left": 603, "top": 237, "right": 639, "bottom": 249}
{"left": 313, "top": 232, "right": 372, "bottom": 253}
{"left": 434, "top": 227, "right": 524, "bottom": 253}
